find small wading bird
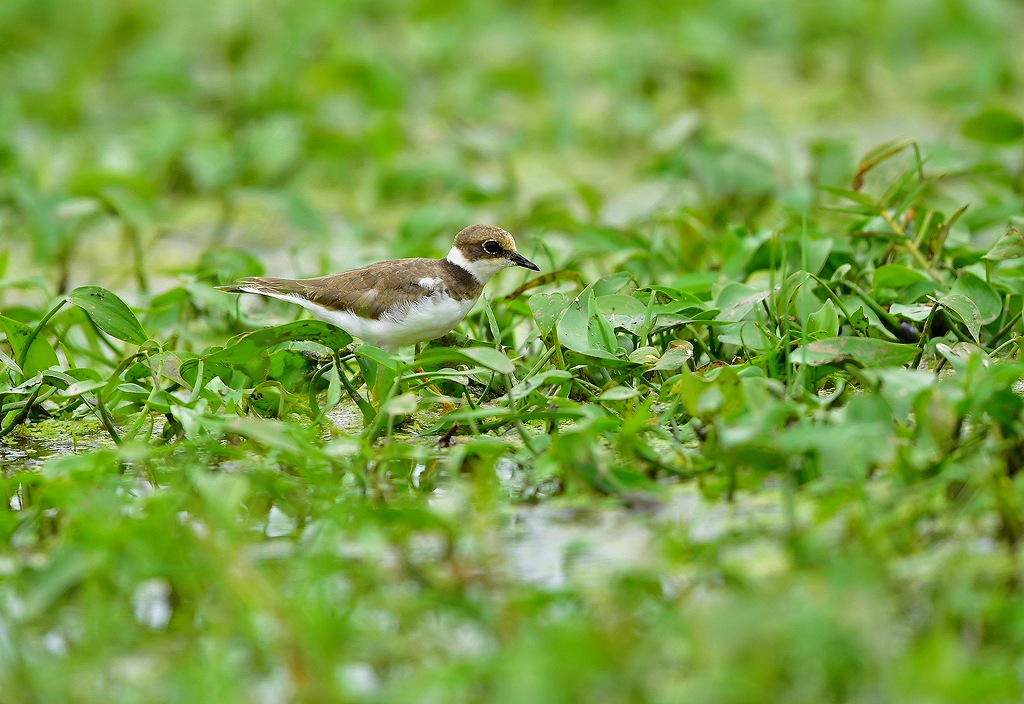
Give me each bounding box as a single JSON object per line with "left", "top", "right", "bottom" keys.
{"left": 218, "top": 224, "right": 539, "bottom": 351}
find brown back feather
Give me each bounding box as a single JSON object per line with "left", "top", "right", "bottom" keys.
{"left": 222, "top": 258, "right": 483, "bottom": 320}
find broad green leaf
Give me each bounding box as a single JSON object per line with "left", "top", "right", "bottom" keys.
{"left": 629, "top": 346, "right": 660, "bottom": 365}
{"left": 715, "top": 282, "right": 773, "bottom": 322}
{"left": 208, "top": 321, "right": 353, "bottom": 365}
{"left": 598, "top": 386, "right": 639, "bottom": 401}
{"left": 0, "top": 315, "right": 59, "bottom": 377}
{"left": 653, "top": 343, "right": 694, "bottom": 371}
{"left": 508, "top": 369, "right": 573, "bottom": 400}
{"left": 597, "top": 294, "right": 646, "bottom": 317}
{"left": 936, "top": 293, "right": 981, "bottom": 343}
{"left": 873, "top": 264, "right": 933, "bottom": 289}
{"left": 528, "top": 292, "right": 570, "bottom": 336}
{"left": 645, "top": 286, "right": 707, "bottom": 310}
{"left": 282, "top": 191, "right": 328, "bottom": 236}
{"left": 199, "top": 248, "right": 265, "bottom": 283}
{"left": 718, "top": 320, "right": 776, "bottom": 353}
{"left": 67, "top": 286, "right": 148, "bottom": 345}
{"left": 784, "top": 229, "right": 833, "bottom": 276}
{"left": 950, "top": 272, "right": 1001, "bottom": 324}
{"left": 417, "top": 346, "right": 515, "bottom": 374}
{"left": 354, "top": 344, "right": 399, "bottom": 372}
{"left": 872, "top": 368, "right": 937, "bottom": 424}
{"left": 459, "top": 347, "right": 515, "bottom": 374}
{"left": 793, "top": 337, "right": 918, "bottom": 367}
{"left": 890, "top": 303, "right": 933, "bottom": 322}
{"left": 100, "top": 186, "right": 152, "bottom": 228}
{"left": 598, "top": 293, "right": 650, "bottom": 335}
{"left": 805, "top": 299, "right": 840, "bottom": 339}
{"left": 593, "top": 272, "right": 635, "bottom": 297}
{"left": 558, "top": 287, "right": 618, "bottom": 355}
{"left": 984, "top": 225, "right": 1024, "bottom": 261}
{"left": 962, "top": 107, "right": 1024, "bottom": 144}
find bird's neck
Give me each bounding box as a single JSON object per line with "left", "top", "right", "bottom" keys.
{"left": 446, "top": 246, "right": 493, "bottom": 284}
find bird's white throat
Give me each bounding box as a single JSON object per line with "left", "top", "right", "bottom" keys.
{"left": 446, "top": 245, "right": 512, "bottom": 284}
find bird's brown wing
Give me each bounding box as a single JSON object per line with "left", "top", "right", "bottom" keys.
{"left": 219, "top": 258, "right": 459, "bottom": 320}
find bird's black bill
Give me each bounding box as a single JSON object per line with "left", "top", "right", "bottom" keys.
{"left": 509, "top": 252, "right": 540, "bottom": 271}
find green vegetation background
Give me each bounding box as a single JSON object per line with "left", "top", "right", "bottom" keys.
{"left": 2, "top": 0, "right": 1024, "bottom": 702}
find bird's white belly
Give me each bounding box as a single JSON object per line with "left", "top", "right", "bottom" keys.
{"left": 292, "top": 293, "right": 477, "bottom": 350}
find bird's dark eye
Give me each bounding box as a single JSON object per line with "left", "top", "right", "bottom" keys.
{"left": 483, "top": 240, "right": 501, "bottom": 255}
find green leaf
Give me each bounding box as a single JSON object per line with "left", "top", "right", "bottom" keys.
{"left": 66, "top": 286, "right": 148, "bottom": 345}
{"left": 805, "top": 299, "right": 840, "bottom": 339}
{"left": 890, "top": 303, "right": 933, "bottom": 322}
{"left": 596, "top": 294, "right": 647, "bottom": 333}
{"left": 847, "top": 306, "right": 870, "bottom": 335}
{"left": 873, "top": 264, "right": 933, "bottom": 289}
{"left": 793, "top": 337, "right": 919, "bottom": 367}
{"left": 936, "top": 293, "right": 981, "bottom": 343}
{"left": 417, "top": 346, "right": 515, "bottom": 374}
{"left": 208, "top": 321, "right": 353, "bottom": 365}
{"left": 0, "top": 316, "right": 59, "bottom": 377}
{"left": 528, "top": 292, "right": 570, "bottom": 336}
{"left": 653, "top": 343, "right": 695, "bottom": 371}
{"left": 962, "top": 107, "right": 1024, "bottom": 144}
{"left": 950, "top": 272, "right": 1001, "bottom": 324}
{"left": 459, "top": 347, "right": 516, "bottom": 374}
{"left": 558, "top": 287, "right": 618, "bottom": 354}
{"left": 984, "top": 225, "right": 1024, "bottom": 261}
{"left": 100, "top": 186, "right": 152, "bottom": 229}
{"left": 598, "top": 386, "right": 639, "bottom": 401}
{"left": 715, "top": 282, "right": 773, "bottom": 322}
{"left": 199, "top": 248, "right": 265, "bottom": 283}
{"left": 354, "top": 345, "right": 399, "bottom": 372}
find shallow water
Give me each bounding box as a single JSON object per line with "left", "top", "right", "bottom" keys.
{"left": 0, "top": 420, "right": 110, "bottom": 475}
{"left": 501, "top": 485, "right": 798, "bottom": 588}
{"left": 1, "top": 413, "right": 798, "bottom": 589}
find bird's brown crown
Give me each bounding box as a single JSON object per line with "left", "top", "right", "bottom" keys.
{"left": 452, "top": 225, "right": 519, "bottom": 262}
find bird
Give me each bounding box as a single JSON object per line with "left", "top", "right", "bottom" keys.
{"left": 217, "top": 224, "right": 539, "bottom": 351}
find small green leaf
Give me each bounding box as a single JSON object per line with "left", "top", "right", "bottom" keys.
{"left": 354, "top": 345, "right": 399, "bottom": 372}
{"left": 0, "top": 316, "right": 59, "bottom": 377}
{"left": 558, "top": 287, "right": 618, "bottom": 354}
{"left": 848, "top": 306, "right": 869, "bottom": 335}
{"left": 984, "top": 225, "right": 1024, "bottom": 261}
{"left": 100, "top": 186, "right": 152, "bottom": 229}
{"left": 598, "top": 386, "right": 639, "bottom": 401}
{"left": 67, "top": 286, "right": 148, "bottom": 345}
{"left": 528, "top": 292, "right": 570, "bottom": 336}
{"left": 597, "top": 294, "right": 648, "bottom": 333}
{"left": 890, "top": 303, "right": 933, "bottom": 322}
{"left": 805, "top": 299, "right": 840, "bottom": 339}
{"left": 459, "top": 347, "right": 516, "bottom": 374}
{"left": 653, "top": 343, "right": 695, "bottom": 371}
{"left": 950, "top": 272, "right": 1001, "bottom": 324}
{"left": 873, "top": 264, "right": 932, "bottom": 289}
{"left": 417, "top": 346, "right": 515, "bottom": 374}
{"left": 936, "top": 294, "right": 981, "bottom": 343}
{"left": 629, "top": 346, "right": 660, "bottom": 365}
{"left": 962, "top": 107, "right": 1024, "bottom": 144}
{"left": 715, "top": 282, "right": 773, "bottom": 322}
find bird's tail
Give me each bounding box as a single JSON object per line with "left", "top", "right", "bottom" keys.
{"left": 216, "top": 277, "right": 300, "bottom": 296}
